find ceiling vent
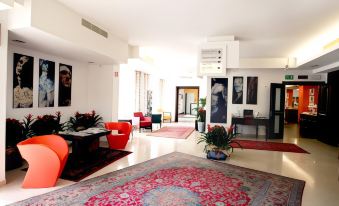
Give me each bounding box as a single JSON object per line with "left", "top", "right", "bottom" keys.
{"left": 81, "top": 18, "right": 108, "bottom": 38}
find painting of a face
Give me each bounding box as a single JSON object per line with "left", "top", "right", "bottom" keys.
{"left": 13, "top": 53, "right": 34, "bottom": 108}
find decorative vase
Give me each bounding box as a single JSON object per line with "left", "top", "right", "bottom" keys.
{"left": 206, "top": 150, "right": 227, "bottom": 161}
{"left": 197, "top": 121, "right": 205, "bottom": 133}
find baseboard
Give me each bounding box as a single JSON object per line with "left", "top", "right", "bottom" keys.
{"left": 0, "top": 179, "right": 6, "bottom": 186}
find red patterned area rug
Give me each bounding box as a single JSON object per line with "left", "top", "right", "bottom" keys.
{"left": 12, "top": 152, "right": 305, "bottom": 206}
{"left": 147, "top": 126, "right": 195, "bottom": 139}
{"left": 232, "top": 140, "right": 310, "bottom": 154}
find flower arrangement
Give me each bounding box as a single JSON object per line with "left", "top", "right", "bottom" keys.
{"left": 197, "top": 108, "right": 206, "bottom": 122}
{"left": 30, "top": 112, "right": 65, "bottom": 135}
{"left": 198, "top": 124, "right": 242, "bottom": 160}
{"left": 66, "top": 110, "right": 103, "bottom": 131}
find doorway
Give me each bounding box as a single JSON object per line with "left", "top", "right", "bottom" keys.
{"left": 175, "top": 86, "right": 199, "bottom": 122}
{"left": 283, "top": 81, "right": 324, "bottom": 138}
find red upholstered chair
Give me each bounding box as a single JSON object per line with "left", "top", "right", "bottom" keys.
{"left": 17, "top": 135, "right": 69, "bottom": 188}
{"left": 134, "top": 112, "right": 152, "bottom": 132}
{"left": 105, "top": 122, "right": 132, "bottom": 149}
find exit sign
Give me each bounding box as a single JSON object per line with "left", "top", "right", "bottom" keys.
{"left": 285, "top": 75, "right": 294, "bottom": 80}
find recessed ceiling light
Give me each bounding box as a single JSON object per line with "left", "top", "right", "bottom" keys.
{"left": 311, "top": 64, "right": 319, "bottom": 68}
{"left": 88, "top": 61, "right": 95, "bottom": 64}
{"left": 12, "top": 39, "right": 26, "bottom": 44}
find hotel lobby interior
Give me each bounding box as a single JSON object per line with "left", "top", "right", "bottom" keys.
{"left": 0, "top": 0, "right": 339, "bottom": 205}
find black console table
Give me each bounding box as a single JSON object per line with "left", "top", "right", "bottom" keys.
{"left": 231, "top": 116, "right": 269, "bottom": 140}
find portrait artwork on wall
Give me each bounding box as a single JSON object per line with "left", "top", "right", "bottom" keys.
{"left": 210, "top": 78, "right": 228, "bottom": 123}
{"left": 58, "top": 63, "right": 72, "bottom": 106}
{"left": 246, "top": 76, "right": 258, "bottom": 104}
{"left": 309, "top": 95, "right": 314, "bottom": 105}
{"left": 232, "top": 76, "right": 243, "bottom": 104}
{"left": 309, "top": 88, "right": 314, "bottom": 95}
{"left": 13, "top": 53, "right": 34, "bottom": 108}
{"left": 38, "top": 59, "right": 55, "bottom": 107}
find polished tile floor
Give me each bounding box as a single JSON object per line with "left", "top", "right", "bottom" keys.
{"left": 0, "top": 123, "right": 338, "bottom": 206}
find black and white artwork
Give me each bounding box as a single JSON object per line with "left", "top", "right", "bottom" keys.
{"left": 210, "top": 78, "right": 228, "bottom": 123}
{"left": 246, "top": 76, "right": 258, "bottom": 104}
{"left": 58, "top": 63, "right": 72, "bottom": 106}
{"left": 13, "top": 53, "right": 34, "bottom": 108}
{"left": 232, "top": 76, "right": 243, "bottom": 104}
{"left": 38, "top": 59, "right": 55, "bottom": 107}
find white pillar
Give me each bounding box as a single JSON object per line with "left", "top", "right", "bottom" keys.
{"left": 112, "top": 65, "right": 120, "bottom": 121}
{"left": 0, "top": 11, "right": 9, "bottom": 185}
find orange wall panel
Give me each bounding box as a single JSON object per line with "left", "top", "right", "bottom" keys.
{"left": 298, "top": 85, "right": 319, "bottom": 122}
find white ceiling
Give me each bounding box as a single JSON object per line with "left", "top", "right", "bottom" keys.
{"left": 56, "top": 0, "right": 339, "bottom": 71}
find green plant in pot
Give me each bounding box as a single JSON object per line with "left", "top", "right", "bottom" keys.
{"left": 195, "top": 97, "right": 206, "bottom": 132}
{"left": 66, "top": 110, "right": 103, "bottom": 131}
{"left": 198, "top": 125, "right": 242, "bottom": 160}
{"left": 30, "top": 112, "right": 65, "bottom": 136}
{"left": 197, "top": 108, "right": 206, "bottom": 132}
{"left": 5, "top": 118, "right": 24, "bottom": 170}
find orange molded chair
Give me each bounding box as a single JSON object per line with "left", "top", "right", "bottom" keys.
{"left": 17, "top": 135, "right": 69, "bottom": 188}
{"left": 134, "top": 112, "right": 152, "bottom": 132}
{"left": 105, "top": 122, "right": 132, "bottom": 149}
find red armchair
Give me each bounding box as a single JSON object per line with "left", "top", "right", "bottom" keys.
{"left": 105, "top": 122, "right": 132, "bottom": 149}
{"left": 134, "top": 112, "right": 152, "bottom": 132}
{"left": 17, "top": 135, "right": 69, "bottom": 188}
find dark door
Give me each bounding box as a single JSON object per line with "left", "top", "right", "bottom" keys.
{"left": 269, "top": 83, "right": 285, "bottom": 139}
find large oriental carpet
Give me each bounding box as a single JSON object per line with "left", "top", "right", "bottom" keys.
{"left": 231, "top": 140, "right": 310, "bottom": 154}
{"left": 12, "top": 152, "right": 305, "bottom": 206}
{"left": 147, "top": 126, "right": 195, "bottom": 139}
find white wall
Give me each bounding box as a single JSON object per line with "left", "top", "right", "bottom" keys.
{"left": 206, "top": 69, "right": 326, "bottom": 135}
{"left": 88, "top": 64, "right": 117, "bottom": 122}
{"left": 0, "top": 11, "right": 9, "bottom": 185}
{"left": 7, "top": 45, "right": 89, "bottom": 122}
{"left": 118, "top": 64, "right": 136, "bottom": 119}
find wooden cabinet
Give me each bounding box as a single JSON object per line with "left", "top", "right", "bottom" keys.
{"left": 285, "top": 108, "right": 298, "bottom": 123}
{"left": 299, "top": 113, "right": 318, "bottom": 138}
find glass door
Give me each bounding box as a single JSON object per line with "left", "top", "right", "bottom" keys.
{"left": 269, "top": 83, "right": 285, "bottom": 139}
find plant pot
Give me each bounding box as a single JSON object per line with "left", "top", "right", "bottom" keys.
{"left": 197, "top": 121, "right": 205, "bottom": 133}
{"left": 206, "top": 150, "right": 227, "bottom": 161}
{"left": 6, "top": 146, "right": 23, "bottom": 171}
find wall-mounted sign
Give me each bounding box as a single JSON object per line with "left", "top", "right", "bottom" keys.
{"left": 198, "top": 42, "right": 227, "bottom": 76}
{"left": 285, "top": 75, "right": 294, "bottom": 80}
{"left": 298, "top": 75, "right": 308, "bottom": 80}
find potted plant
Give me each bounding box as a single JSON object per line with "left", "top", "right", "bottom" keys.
{"left": 197, "top": 108, "right": 206, "bottom": 132}
{"left": 30, "top": 112, "right": 65, "bottom": 136}
{"left": 22, "top": 114, "right": 35, "bottom": 138}
{"left": 66, "top": 110, "right": 103, "bottom": 131}
{"left": 198, "top": 125, "right": 242, "bottom": 160}
{"left": 195, "top": 97, "right": 206, "bottom": 132}
{"left": 5, "top": 118, "right": 24, "bottom": 170}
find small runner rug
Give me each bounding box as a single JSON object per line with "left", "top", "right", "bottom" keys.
{"left": 12, "top": 152, "right": 305, "bottom": 205}
{"left": 147, "top": 126, "right": 195, "bottom": 139}
{"left": 232, "top": 139, "right": 310, "bottom": 153}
